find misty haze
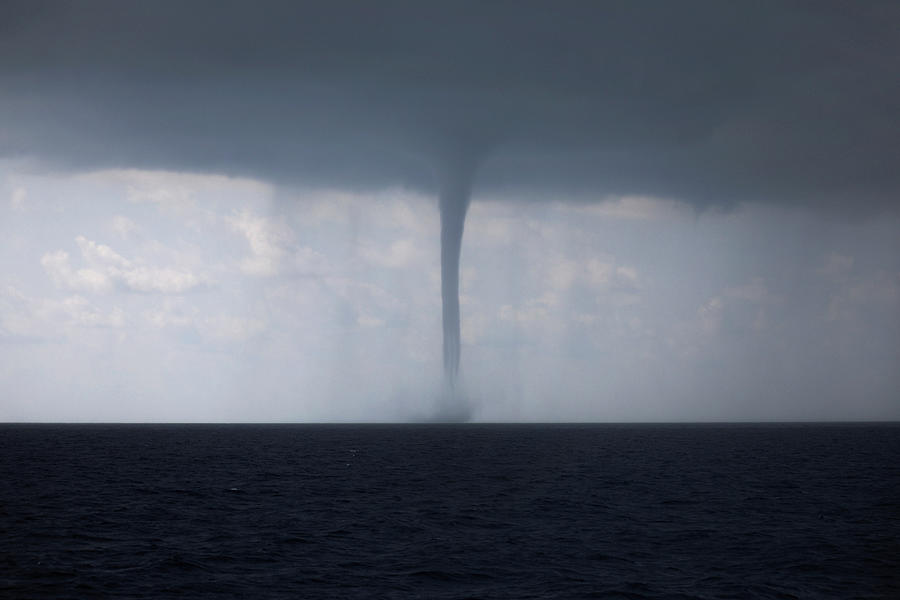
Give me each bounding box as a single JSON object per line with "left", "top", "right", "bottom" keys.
{"left": 1, "top": 2, "right": 899, "bottom": 599}
{"left": 1, "top": 0, "right": 897, "bottom": 422}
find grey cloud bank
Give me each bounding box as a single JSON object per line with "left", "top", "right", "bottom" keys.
{"left": 1, "top": 0, "right": 898, "bottom": 210}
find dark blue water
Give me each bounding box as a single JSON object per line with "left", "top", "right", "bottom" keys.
{"left": 1, "top": 423, "right": 898, "bottom": 599}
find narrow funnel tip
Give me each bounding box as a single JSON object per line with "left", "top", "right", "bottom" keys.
{"left": 431, "top": 384, "right": 474, "bottom": 423}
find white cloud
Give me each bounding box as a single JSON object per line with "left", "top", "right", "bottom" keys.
{"left": 583, "top": 257, "right": 640, "bottom": 293}
{"left": 674, "top": 277, "right": 778, "bottom": 344}
{"left": 586, "top": 258, "right": 613, "bottom": 287}
{"left": 144, "top": 302, "right": 194, "bottom": 329}
{"left": 0, "top": 286, "right": 124, "bottom": 340}
{"left": 227, "top": 210, "right": 294, "bottom": 276}
{"left": 466, "top": 203, "right": 516, "bottom": 246}
{"left": 141, "top": 299, "right": 267, "bottom": 344}
{"left": 295, "top": 187, "right": 434, "bottom": 233}
{"left": 59, "top": 296, "right": 126, "bottom": 328}
{"left": 40, "top": 250, "right": 113, "bottom": 294}
{"left": 119, "top": 266, "right": 200, "bottom": 294}
{"left": 562, "top": 195, "right": 691, "bottom": 220}
{"left": 383, "top": 197, "right": 427, "bottom": 233}
{"left": 546, "top": 257, "right": 578, "bottom": 291}
{"left": 698, "top": 296, "right": 724, "bottom": 336}
{"left": 292, "top": 246, "right": 330, "bottom": 275}
{"left": 724, "top": 277, "right": 772, "bottom": 303}
{"left": 127, "top": 183, "right": 193, "bottom": 210}
{"left": 371, "top": 194, "right": 435, "bottom": 234}
{"left": 357, "top": 314, "right": 385, "bottom": 328}
{"left": 615, "top": 266, "right": 639, "bottom": 289}
{"left": 9, "top": 186, "right": 26, "bottom": 211}
{"left": 198, "top": 315, "right": 267, "bottom": 343}
{"left": 82, "top": 168, "right": 271, "bottom": 204}
{"left": 326, "top": 277, "right": 405, "bottom": 327}
{"left": 76, "top": 236, "right": 131, "bottom": 269}
{"left": 461, "top": 311, "right": 489, "bottom": 344}
{"left": 499, "top": 292, "right": 557, "bottom": 324}
{"left": 827, "top": 270, "right": 900, "bottom": 322}
{"left": 359, "top": 238, "right": 421, "bottom": 269}
{"left": 111, "top": 215, "right": 137, "bottom": 238}
{"left": 76, "top": 169, "right": 273, "bottom": 235}
{"left": 816, "top": 253, "right": 899, "bottom": 323}
{"left": 817, "top": 253, "right": 854, "bottom": 282}
{"left": 303, "top": 192, "right": 355, "bottom": 224}
{"left": 42, "top": 236, "right": 204, "bottom": 294}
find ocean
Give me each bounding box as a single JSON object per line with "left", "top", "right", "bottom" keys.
{"left": 1, "top": 423, "right": 898, "bottom": 599}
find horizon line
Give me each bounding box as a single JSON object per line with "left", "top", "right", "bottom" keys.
{"left": 3, "top": 420, "right": 898, "bottom": 426}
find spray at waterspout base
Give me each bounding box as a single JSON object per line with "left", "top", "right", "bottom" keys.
{"left": 429, "top": 380, "right": 473, "bottom": 422}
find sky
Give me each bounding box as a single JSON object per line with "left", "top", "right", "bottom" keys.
{"left": 1, "top": 1, "right": 898, "bottom": 421}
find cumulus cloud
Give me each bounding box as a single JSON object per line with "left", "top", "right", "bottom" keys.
{"left": 197, "top": 315, "right": 267, "bottom": 343}
{"left": 499, "top": 294, "right": 555, "bottom": 326}
{"left": 359, "top": 239, "right": 422, "bottom": 269}
{"left": 227, "top": 210, "right": 329, "bottom": 277}
{"left": 42, "top": 236, "right": 204, "bottom": 294}
{"left": 582, "top": 258, "right": 640, "bottom": 298}
{"left": 697, "top": 296, "right": 725, "bottom": 337}
{"left": 41, "top": 250, "right": 112, "bottom": 294}
{"left": 826, "top": 270, "right": 900, "bottom": 324}
{"left": 817, "top": 253, "right": 855, "bottom": 283}
{"left": 143, "top": 298, "right": 194, "bottom": 329}
{"left": 110, "top": 215, "right": 137, "bottom": 238}
{"left": 0, "top": 285, "right": 124, "bottom": 340}
{"left": 78, "top": 169, "right": 273, "bottom": 230}
{"left": 545, "top": 257, "right": 579, "bottom": 292}
{"left": 120, "top": 266, "right": 201, "bottom": 294}
{"left": 76, "top": 236, "right": 130, "bottom": 269}
{"left": 327, "top": 277, "right": 406, "bottom": 327}
{"left": 566, "top": 196, "right": 692, "bottom": 221}
{"left": 724, "top": 278, "right": 776, "bottom": 304}
{"left": 9, "top": 186, "right": 26, "bottom": 211}
{"left": 57, "top": 295, "right": 126, "bottom": 329}
{"left": 226, "top": 211, "right": 292, "bottom": 276}
{"left": 465, "top": 214, "right": 515, "bottom": 246}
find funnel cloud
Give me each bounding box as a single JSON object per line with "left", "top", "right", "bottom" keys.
{"left": 438, "top": 154, "right": 478, "bottom": 391}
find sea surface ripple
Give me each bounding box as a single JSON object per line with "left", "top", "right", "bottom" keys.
{"left": 1, "top": 423, "right": 898, "bottom": 599}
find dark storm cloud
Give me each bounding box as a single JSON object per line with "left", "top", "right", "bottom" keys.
{"left": 1, "top": 0, "right": 898, "bottom": 209}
